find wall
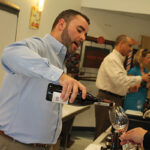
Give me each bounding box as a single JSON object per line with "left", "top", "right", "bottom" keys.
{"left": 81, "top": 0, "right": 150, "bottom": 15}
{"left": 7, "top": 0, "right": 150, "bottom": 41}
{"left": 81, "top": 8, "right": 150, "bottom": 43}
{"left": 0, "top": 9, "right": 18, "bottom": 87}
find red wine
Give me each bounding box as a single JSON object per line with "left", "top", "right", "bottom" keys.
{"left": 46, "top": 83, "right": 115, "bottom": 107}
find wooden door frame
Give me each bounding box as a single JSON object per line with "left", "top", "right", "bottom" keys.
{"left": 0, "top": 0, "right": 20, "bottom": 41}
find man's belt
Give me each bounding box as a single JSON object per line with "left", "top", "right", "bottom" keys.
{"left": 99, "top": 89, "right": 125, "bottom": 99}
{"left": 0, "top": 130, "right": 50, "bottom": 148}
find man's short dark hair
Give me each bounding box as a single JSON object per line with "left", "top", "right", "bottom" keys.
{"left": 51, "top": 9, "right": 90, "bottom": 31}
{"left": 115, "top": 35, "right": 128, "bottom": 46}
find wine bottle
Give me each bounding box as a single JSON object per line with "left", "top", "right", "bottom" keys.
{"left": 46, "top": 83, "right": 115, "bottom": 107}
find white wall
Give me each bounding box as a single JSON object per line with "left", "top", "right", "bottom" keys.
{"left": 81, "top": 8, "right": 150, "bottom": 44}
{"left": 82, "top": 0, "right": 150, "bottom": 15}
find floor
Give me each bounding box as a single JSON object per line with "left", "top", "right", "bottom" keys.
{"left": 60, "top": 128, "right": 95, "bottom": 150}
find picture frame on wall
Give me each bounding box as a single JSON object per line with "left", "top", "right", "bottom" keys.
{"left": 29, "top": 6, "right": 41, "bottom": 29}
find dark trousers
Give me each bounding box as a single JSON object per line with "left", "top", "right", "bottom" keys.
{"left": 94, "top": 90, "right": 124, "bottom": 139}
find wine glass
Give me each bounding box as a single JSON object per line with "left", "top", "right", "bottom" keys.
{"left": 109, "top": 106, "right": 128, "bottom": 133}
{"left": 109, "top": 106, "right": 137, "bottom": 149}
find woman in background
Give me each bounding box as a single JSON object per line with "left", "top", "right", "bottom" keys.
{"left": 123, "top": 48, "right": 150, "bottom": 111}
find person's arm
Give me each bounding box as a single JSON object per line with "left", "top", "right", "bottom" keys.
{"left": 104, "top": 59, "right": 142, "bottom": 90}
{"left": 127, "top": 73, "right": 140, "bottom": 93}
{"left": 1, "top": 40, "right": 63, "bottom": 83}
{"left": 1, "top": 40, "right": 86, "bottom": 102}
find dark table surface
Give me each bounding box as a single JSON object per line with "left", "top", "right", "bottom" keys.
{"left": 127, "top": 114, "right": 150, "bottom": 130}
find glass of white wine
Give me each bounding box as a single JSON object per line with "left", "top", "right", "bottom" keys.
{"left": 109, "top": 106, "right": 137, "bottom": 149}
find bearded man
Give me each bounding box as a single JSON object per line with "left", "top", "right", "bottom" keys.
{"left": 0, "top": 9, "right": 90, "bottom": 150}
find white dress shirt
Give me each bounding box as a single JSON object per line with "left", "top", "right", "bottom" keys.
{"left": 96, "top": 49, "right": 142, "bottom": 96}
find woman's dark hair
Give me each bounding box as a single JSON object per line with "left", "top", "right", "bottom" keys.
{"left": 51, "top": 9, "right": 90, "bottom": 31}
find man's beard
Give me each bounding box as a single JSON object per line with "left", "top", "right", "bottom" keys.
{"left": 61, "top": 26, "right": 73, "bottom": 55}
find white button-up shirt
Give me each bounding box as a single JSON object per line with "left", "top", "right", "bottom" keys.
{"left": 96, "top": 49, "right": 142, "bottom": 96}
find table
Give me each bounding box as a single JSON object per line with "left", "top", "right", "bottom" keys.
{"left": 61, "top": 104, "right": 91, "bottom": 150}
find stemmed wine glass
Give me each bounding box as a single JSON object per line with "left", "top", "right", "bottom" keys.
{"left": 109, "top": 106, "right": 137, "bottom": 149}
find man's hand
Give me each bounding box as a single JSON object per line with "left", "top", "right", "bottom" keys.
{"left": 120, "top": 127, "right": 147, "bottom": 147}
{"left": 58, "top": 73, "right": 86, "bottom": 103}
{"left": 128, "top": 84, "right": 140, "bottom": 93}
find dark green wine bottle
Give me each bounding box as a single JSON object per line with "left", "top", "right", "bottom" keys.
{"left": 46, "top": 83, "right": 115, "bottom": 107}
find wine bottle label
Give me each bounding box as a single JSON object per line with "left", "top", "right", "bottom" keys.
{"left": 94, "top": 102, "right": 113, "bottom": 107}
{"left": 52, "top": 92, "right": 68, "bottom": 104}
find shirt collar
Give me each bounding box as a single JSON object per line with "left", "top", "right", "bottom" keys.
{"left": 113, "top": 49, "right": 126, "bottom": 63}
{"left": 44, "top": 34, "right": 67, "bottom": 55}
